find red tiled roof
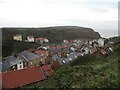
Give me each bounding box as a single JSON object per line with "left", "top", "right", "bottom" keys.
{"left": 42, "top": 65, "right": 52, "bottom": 71}
{"left": 49, "top": 46, "right": 68, "bottom": 49}
{"left": 42, "top": 65, "right": 53, "bottom": 77}
{"left": 36, "top": 50, "right": 49, "bottom": 56}
{"left": 100, "top": 49, "right": 107, "bottom": 55}
{"left": 91, "top": 48, "right": 97, "bottom": 53}
{"left": 51, "top": 60, "right": 61, "bottom": 70}
{"left": 40, "top": 55, "right": 46, "bottom": 58}
{"left": 2, "top": 66, "right": 46, "bottom": 89}
{"left": 44, "top": 71, "right": 53, "bottom": 77}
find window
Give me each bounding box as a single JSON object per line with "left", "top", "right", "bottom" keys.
{"left": 19, "top": 65, "right": 22, "bottom": 69}
{"left": 13, "top": 66, "right": 15, "bottom": 69}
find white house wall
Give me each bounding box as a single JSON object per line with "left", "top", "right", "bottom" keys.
{"left": 44, "top": 39, "right": 49, "bottom": 43}
{"left": 17, "top": 62, "right": 24, "bottom": 70}
{"left": 98, "top": 39, "right": 104, "bottom": 47}
{"left": 27, "top": 37, "right": 35, "bottom": 42}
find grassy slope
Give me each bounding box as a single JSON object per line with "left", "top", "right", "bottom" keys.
{"left": 23, "top": 39, "right": 119, "bottom": 88}
{"left": 23, "top": 53, "right": 119, "bottom": 88}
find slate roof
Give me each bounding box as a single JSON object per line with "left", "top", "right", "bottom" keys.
{"left": 2, "top": 51, "right": 40, "bottom": 71}
{"left": 57, "top": 59, "right": 64, "bottom": 65}
{"left": 51, "top": 54, "right": 60, "bottom": 60}
{"left": 18, "top": 50, "right": 40, "bottom": 61}
{"left": 51, "top": 52, "right": 82, "bottom": 65}
{"left": 51, "top": 54, "right": 64, "bottom": 65}
{"left": 61, "top": 48, "right": 70, "bottom": 53}
{"left": 2, "top": 56, "right": 23, "bottom": 71}
{"left": 2, "top": 66, "right": 46, "bottom": 89}
{"left": 48, "top": 48, "right": 62, "bottom": 54}
{"left": 63, "top": 52, "right": 82, "bottom": 63}
{"left": 67, "top": 52, "right": 81, "bottom": 59}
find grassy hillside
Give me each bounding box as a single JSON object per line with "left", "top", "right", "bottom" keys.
{"left": 2, "top": 26, "right": 101, "bottom": 43}
{"left": 23, "top": 40, "right": 119, "bottom": 88}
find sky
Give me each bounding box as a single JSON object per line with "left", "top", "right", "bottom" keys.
{"left": 0, "top": 0, "right": 118, "bottom": 38}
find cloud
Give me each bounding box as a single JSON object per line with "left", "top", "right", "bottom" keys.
{"left": 0, "top": 1, "right": 117, "bottom": 22}
{"left": 0, "top": 0, "right": 118, "bottom": 37}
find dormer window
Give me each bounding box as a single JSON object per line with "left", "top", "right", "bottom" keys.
{"left": 63, "top": 60, "right": 65, "bottom": 63}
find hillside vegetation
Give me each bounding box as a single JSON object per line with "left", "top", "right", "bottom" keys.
{"left": 23, "top": 37, "right": 119, "bottom": 88}
{"left": 2, "top": 26, "right": 101, "bottom": 43}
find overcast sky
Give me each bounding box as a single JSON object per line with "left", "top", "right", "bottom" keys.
{"left": 0, "top": 0, "right": 118, "bottom": 38}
